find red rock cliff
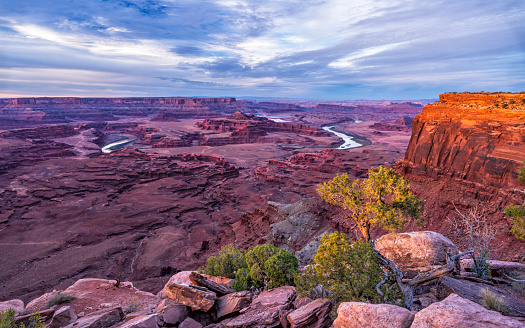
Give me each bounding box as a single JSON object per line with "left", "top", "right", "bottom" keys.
{"left": 399, "top": 93, "right": 525, "bottom": 189}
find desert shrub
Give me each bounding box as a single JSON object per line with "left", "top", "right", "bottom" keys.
{"left": 46, "top": 292, "right": 75, "bottom": 308}
{"left": 505, "top": 162, "right": 525, "bottom": 239}
{"left": 481, "top": 288, "right": 506, "bottom": 313}
{"left": 201, "top": 244, "right": 247, "bottom": 279}
{"left": 123, "top": 296, "right": 140, "bottom": 314}
{"left": 295, "top": 231, "right": 400, "bottom": 307}
{"left": 264, "top": 250, "right": 299, "bottom": 289}
{"left": 202, "top": 243, "right": 298, "bottom": 291}
{"left": 0, "top": 309, "right": 44, "bottom": 328}
{"left": 244, "top": 244, "right": 298, "bottom": 290}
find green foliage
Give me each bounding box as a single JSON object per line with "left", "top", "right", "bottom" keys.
{"left": 295, "top": 232, "right": 400, "bottom": 307}
{"left": 264, "top": 250, "right": 299, "bottom": 289}
{"left": 505, "top": 161, "right": 525, "bottom": 240}
{"left": 46, "top": 292, "right": 75, "bottom": 308}
{"left": 202, "top": 244, "right": 298, "bottom": 291}
{"left": 317, "top": 167, "right": 423, "bottom": 240}
{"left": 245, "top": 244, "right": 298, "bottom": 289}
{"left": 201, "top": 244, "right": 247, "bottom": 279}
{"left": 473, "top": 251, "right": 491, "bottom": 279}
{"left": 519, "top": 162, "right": 525, "bottom": 184}
{"left": 0, "top": 309, "right": 44, "bottom": 328}
{"left": 233, "top": 268, "right": 252, "bottom": 291}
{"left": 481, "top": 288, "right": 506, "bottom": 313}
{"left": 506, "top": 205, "right": 525, "bottom": 239}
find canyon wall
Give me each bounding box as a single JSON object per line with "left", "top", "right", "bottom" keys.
{"left": 398, "top": 93, "right": 525, "bottom": 189}
{"left": 0, "top": 97, "right": 242, "bottom": 126}
{"left": 395, "top": 93, "right": 525, "bottom": 260}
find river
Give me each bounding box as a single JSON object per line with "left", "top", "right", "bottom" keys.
{"left": 101, "top": 137, "right": 136, "bottom": 154}
{"left": 322, "top": 126, "right": 362, "bottom": 149}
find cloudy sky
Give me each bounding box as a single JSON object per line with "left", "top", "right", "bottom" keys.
{"left": 1, "top": 0, "right": 524, "bottom": 99}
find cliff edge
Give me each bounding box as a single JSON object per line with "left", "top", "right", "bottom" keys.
{"left": 398, "top": 93, "right": 525, "bottom": 189}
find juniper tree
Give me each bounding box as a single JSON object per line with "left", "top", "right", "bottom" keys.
{"left": 317, "top": 166, "right": 424, "bottom": 242}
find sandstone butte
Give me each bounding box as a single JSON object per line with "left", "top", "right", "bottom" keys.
{"left": 398, "top": 92, "right": 525, "bottom": 189}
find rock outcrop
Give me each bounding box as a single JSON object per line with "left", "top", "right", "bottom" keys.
{"left": 398, "top": 93, "right": 525, "bottom": 189}
{"left": 0, "top": 97, "right": 243, "bottom": 126}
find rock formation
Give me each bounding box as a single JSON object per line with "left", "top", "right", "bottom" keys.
{"left": 399, "top": 93, "right": 525, "bottom": 189}
{"left": 0, "top": 97, "right": 243, "bottom": 127}
{"left": 395, "top": 93, "right": 525, "bottom": 259}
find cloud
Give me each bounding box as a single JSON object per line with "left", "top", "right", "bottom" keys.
{"left": 0, "top": 0, "right": 524, "bottom": 99}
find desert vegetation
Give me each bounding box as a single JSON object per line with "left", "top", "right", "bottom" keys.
{"left": 316, "top": 166, "right": 424, "bottom": 241}
{"left": 505, "top": 161, "right": 525, "bottom": 239}
{"left": 201, "top": 244, "right": 298, "bottom": 291}
{"left": 0, "top": 309, "right": 43, "bottom": 328}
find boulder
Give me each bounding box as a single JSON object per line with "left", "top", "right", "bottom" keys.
{"left": 189, "top": 272, "right": 235, "bottom": 296}
{"left": 115, "top": 314, "right": 158, "bottom": 328}
{"left": 0, "top": 299, "right": 24, "bottom": 315}
{"left": 165, "top": 283, "right": 216, "bottom": 312}
{"left": 156, "top": 299, "right": 189, "bottom": 326}
{"left": 287, "top": 298, "right": 332, "bottom": 328}
{"left": 216, "top": 291, "right": 252, "bottom": 319}
{"left": 25, "top": 291, "right": 59, "bottom": 313}
{"left": 180, "top": 317, "right": 203, "bottom": 328}
{"left": 226, "top": 286, "right": 297, "bottom": 328}
{"left": 374, "top": 231, "right": 458, "bottom": 272}
{"left": 333, "top": 302, "right": 414, "bottom": 328}
{"left": 411, "top": 294, "right": 525, "bottom": 327}
{"left": 63, "top": 307, "right": 124, "bottom": 328}
{"left": 49, "top": 306, "right": 78, "bottom": 328}
{"left": 158, "top": 271, "right": 195, "bottom": 298}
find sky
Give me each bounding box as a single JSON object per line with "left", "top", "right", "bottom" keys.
{"left": 0, "top": 0, "right": 524, "bottom": 100}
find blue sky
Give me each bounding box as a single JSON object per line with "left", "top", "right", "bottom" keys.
{"left": 0, "top": 0, "right": 524, "bottom": 99}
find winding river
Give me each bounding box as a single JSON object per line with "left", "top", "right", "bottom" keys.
{"left": 322, "top": 126, "right": 362, "bottom": 149}
{"left": 101, "top": 137, "right": 136, "bottom": 154}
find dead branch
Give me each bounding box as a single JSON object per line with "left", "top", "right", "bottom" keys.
{"left": 374, "top": 248, "right": 473, "bottom": 310}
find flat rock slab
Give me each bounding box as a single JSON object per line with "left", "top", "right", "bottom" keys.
{"left": 333, "top": 302, "right": 414, "bottom": 328}
{"left": 158, "top": 271, "right": 195, "bottom": 298}
{"left": 189, "top": 272, "right": 235, "bottom": 296}
{"left": 412, "top": 294, "right": 525, "bottom": 328}
{"left": 461, "top": 259, "right": 525, "bottom": 276}
{"left": 114, "top": 314, "right": 158, "bottom": 328}
{"left": 440, "top": 276, "right": 525, "bottom": 317}
{"left": 216, "top": 291, "right": 252, "bottom": 319}
{"left": 64, "top": 307, "right": 124, "bottom": 328}
{"left": 226, "top": 286, "right": 297, "bottom": 328}
{"left": 287, "top": 298, "right": 332, "bottom": 328}
{"left": 165, "top": 282, "right": 216, "bottom": 312}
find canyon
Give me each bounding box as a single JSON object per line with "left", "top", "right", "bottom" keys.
{"left": 1, "top": 93, "right": 524, "bottom": 307}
